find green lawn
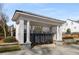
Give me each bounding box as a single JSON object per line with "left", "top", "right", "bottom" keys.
{"left": 0, "top": 44, "right": 21, "bottom": 53}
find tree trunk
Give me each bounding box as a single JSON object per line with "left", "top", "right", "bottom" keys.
{"left": 3, "top": 27, "right": 6, "bottom": 39}
{"left": 1, "top": 21, "right": 7, "bottom": 39}
{"left": 1, "top": 25, "right": 7, "bottom": 39}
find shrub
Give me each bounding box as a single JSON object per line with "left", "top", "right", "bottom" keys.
{"left": 4, "top": 36, "right": 18, "bottom": 43}
{"left": 0, "top": 33, "right": 4, "bottom": 36}
{"left": 66, "top": 28, "right": 71, "bottom": 34}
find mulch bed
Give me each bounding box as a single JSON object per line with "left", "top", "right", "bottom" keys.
{"left": 0, "top": 39, "right": 4, "bottom": 43}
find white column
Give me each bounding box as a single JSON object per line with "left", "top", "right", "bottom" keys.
{"left": 56, "top": 25, "right": 62, "bottom": 41}
{"left": 16, "top": 20, "right": 24, "bottom": 44}
{"left": 56, "top": 26, "right": 59, "bottom": 41}
{"left": 11, "top": 26, "right": 13, "bottom": 36}
{"left": 16, "top": 21, "right": 19, "bottom": 42}
{"left": 26, "top": 21, "right": 31, "bottom": 44}
{"left": 59, "top": 26, "right": 62, "bottom": 41}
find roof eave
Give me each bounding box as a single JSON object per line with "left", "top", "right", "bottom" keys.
{"left": 12, "top": 10, "right": 66, "bottom": 24}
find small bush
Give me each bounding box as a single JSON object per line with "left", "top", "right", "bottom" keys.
{"left": 0, "top": 33, "right": 4, "bottom": 36}
{"left": 66, "top": 28, "right": 71, "bottom": 34}
{"left": 4, "top": 36, "right": 18, "bottom": 43}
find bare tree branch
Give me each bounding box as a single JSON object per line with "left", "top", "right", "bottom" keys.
{"left": 0, "top": 4, "right": 8, "bottom": 38}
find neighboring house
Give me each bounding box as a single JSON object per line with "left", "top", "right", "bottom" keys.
{"left": 62, "top": 19, "right": 79, "bottom": 33}
{"left": 12, "top": 10, "right": 65, "bottom": 45}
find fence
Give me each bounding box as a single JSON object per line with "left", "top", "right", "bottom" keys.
{"left": 30, "top": 33, "right": 54, "bottom": 46}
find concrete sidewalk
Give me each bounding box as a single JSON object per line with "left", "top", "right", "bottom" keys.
{"left": 0, "top": 42, "right": 79, "bottom": 55}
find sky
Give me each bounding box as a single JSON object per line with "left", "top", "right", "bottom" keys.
{"left": 2, "top": 3, "right": 79, "bottom": 26}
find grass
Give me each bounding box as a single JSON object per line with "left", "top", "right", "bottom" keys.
{"left": 0, "top": 45, "right": 21, "bottom": 53}
{"left": 0, "top": 36, "right": 21, "bottom": 53}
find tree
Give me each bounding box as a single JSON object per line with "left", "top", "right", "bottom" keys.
{"left": 66, "top": 28, "right": 71, "bottom": 34}
{"left": 0, "top": 4, "right": 8, "bottom": 39}
{"left": 0, "top": 26, "right": 4, "bottom": 36}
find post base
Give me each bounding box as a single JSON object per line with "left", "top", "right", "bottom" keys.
{"left": 26, "top": 42, "right": 31, "bottom": 48}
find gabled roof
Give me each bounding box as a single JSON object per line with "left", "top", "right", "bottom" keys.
{"left": 67, "top": 19, "right": 79, "bottom": 24}
{"left": 75, "top": 20, "right": 79, "bottom": 23}
{"left": 12, "top": 10, "right": 66, "bottom": 24}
